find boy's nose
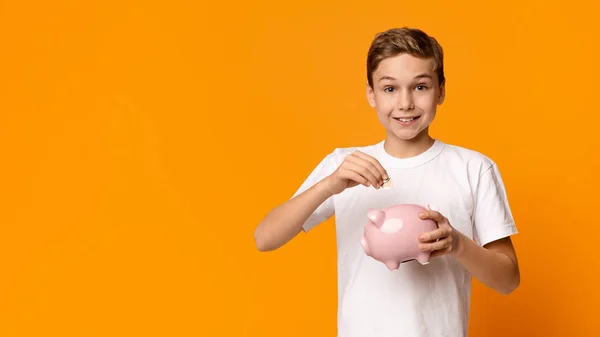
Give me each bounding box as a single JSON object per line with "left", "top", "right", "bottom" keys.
{"left": 397, "top": 92, "right": 414, "bottom": 111}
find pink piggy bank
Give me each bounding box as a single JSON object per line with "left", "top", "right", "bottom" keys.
{"left": 360, "top": 204, "right": 438, "bottom": 270}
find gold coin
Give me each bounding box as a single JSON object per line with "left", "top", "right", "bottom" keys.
{"left": 382, "top": 177, "right": 392, "bottom": 189}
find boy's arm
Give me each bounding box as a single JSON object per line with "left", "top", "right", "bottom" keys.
{"left": 254, "top": 178, "right": 333, "bottom": 252}
{"left": 418, "top": 162, "right": 520, "bottom": 294}
{"left": 417, "top": 211, "right": 520, "bottom": 295}
{"left": 254, "top": 150, "right": 388, "bottom": 252}
{"left": 454, "top": 235, "right": 520, "bottom": 294}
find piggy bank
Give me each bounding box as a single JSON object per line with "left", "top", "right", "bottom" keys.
{"left": 360, "top": 204, "right": 438, "bottom": 270}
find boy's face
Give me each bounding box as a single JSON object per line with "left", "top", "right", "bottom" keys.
{"left": 367, "top": 53, "right": 445, "bottom": 142}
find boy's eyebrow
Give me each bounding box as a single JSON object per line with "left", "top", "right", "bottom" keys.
{"left": 414, "top": 73, "right": 433, "bottom": 80}
{"left": 378, "top": 75, "right": 397, "bottom": 82}
{"left": 377, "top": 74, "right": 433, "bottom": 82}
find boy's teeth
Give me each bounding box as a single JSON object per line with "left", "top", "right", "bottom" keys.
{"left": 398, "top": 117, "right": 415, "bottom": 122}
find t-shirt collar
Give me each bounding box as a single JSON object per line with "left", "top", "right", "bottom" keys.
{"left": 375, "top": 139, "right": 445, "bottom": 169}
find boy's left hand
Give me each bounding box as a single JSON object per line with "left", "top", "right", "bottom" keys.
{"left": 417, "top": 210, "right": 463, "bottom": 258}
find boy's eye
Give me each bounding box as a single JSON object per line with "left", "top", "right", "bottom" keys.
{"left": 416, "top": 85, "right": 427, "bottom": 91}
{"left": 383, "top": 86, "right": 395, "bottom": 92}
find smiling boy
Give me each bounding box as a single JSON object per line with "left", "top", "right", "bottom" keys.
{"left": 254, "top": 27, "right": 520, "bottom": 337}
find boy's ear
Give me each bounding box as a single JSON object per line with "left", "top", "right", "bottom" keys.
{"left": 366, "top": 82, "right": 376, "bottom": 108}
{"left": 437, "top": 82, "right": 446, "bottom": 105}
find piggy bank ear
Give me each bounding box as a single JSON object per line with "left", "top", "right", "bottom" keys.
{"left": 367, "top": 209, "right": 386, "bottom": 227}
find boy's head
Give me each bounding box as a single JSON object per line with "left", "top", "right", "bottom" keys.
{"left": 366, "top": 27, "right": 446, "bottom": 143}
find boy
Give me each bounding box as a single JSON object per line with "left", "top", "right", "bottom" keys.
{"left": 254, "top": 27, "right": 520, "bottom": 337}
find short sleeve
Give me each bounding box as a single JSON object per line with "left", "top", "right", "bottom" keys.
{"left": 291, "top": 152, "right": 338, "bottom": 233}
{"left": 472, "top": 163, "right": 518, "bottom": 246}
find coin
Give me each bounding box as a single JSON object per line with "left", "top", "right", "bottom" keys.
{"left": 382, "top": 177, "right": 392, "bottom": 189}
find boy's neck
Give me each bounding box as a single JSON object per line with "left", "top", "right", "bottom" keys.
{"left": 383, "top": 131, "right": 435, "bottom": 159}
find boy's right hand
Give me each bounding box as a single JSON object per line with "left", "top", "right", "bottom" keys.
{"left": 323, "top": 151, "right": 389, "bottom": 195}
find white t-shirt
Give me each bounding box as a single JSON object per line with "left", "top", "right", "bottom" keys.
{"left": 292, "top": 139, "right": 518, "bottom": 337}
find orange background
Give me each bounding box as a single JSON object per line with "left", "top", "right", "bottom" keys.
{"left": 1, "top": 0, "right": 599, "bottom": 336}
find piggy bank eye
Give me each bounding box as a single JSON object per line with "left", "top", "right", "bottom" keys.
{"left": 380, "top": 218, "right": 403, "bottom": 233}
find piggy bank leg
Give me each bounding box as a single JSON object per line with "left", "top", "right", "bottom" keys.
{"left": 415, "top": 252, "right": 431, "bottom": 265}
{"left": 360, "top": 237, "right": 371, "bottom": 256}
{"left": 385, "top": 261, "right": 400, "bottom": 270}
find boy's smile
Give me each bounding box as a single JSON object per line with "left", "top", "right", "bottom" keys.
{"left": 367, "top": 53, "right": 445, "bottom": 151}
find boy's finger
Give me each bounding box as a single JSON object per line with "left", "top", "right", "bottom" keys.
{"left": 430, "top": 246, "right": 452, "bottom": 258}
{"left": 419, "top": 239, "right": 447, "bottom": 252}
{"left": 418, "top": 227, "right": 447, "bottom": 242}
{"left": 347, "top": 156, "right": 383, "bottom": 186}
{"left": 352, "top": 151, "right": 389, "bottom": 180}
{"left": 344, "top": 171, "right": 370, "bottom": 187}
{"left": 355, "top": 156, "right": 383, "bottom": 183}
{"left": 344, "top": 162, "right": 380, "bottom": 188}
{"left": 419, "top": 210, "right": 446, "bottom": 223}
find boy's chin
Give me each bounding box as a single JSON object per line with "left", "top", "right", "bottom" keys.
{"left": 386, "top": 127, "right": 429, "bottom": 142}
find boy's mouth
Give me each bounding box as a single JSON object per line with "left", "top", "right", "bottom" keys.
{"left": 393, "top": 116, "right": 421, "bottom": 123}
